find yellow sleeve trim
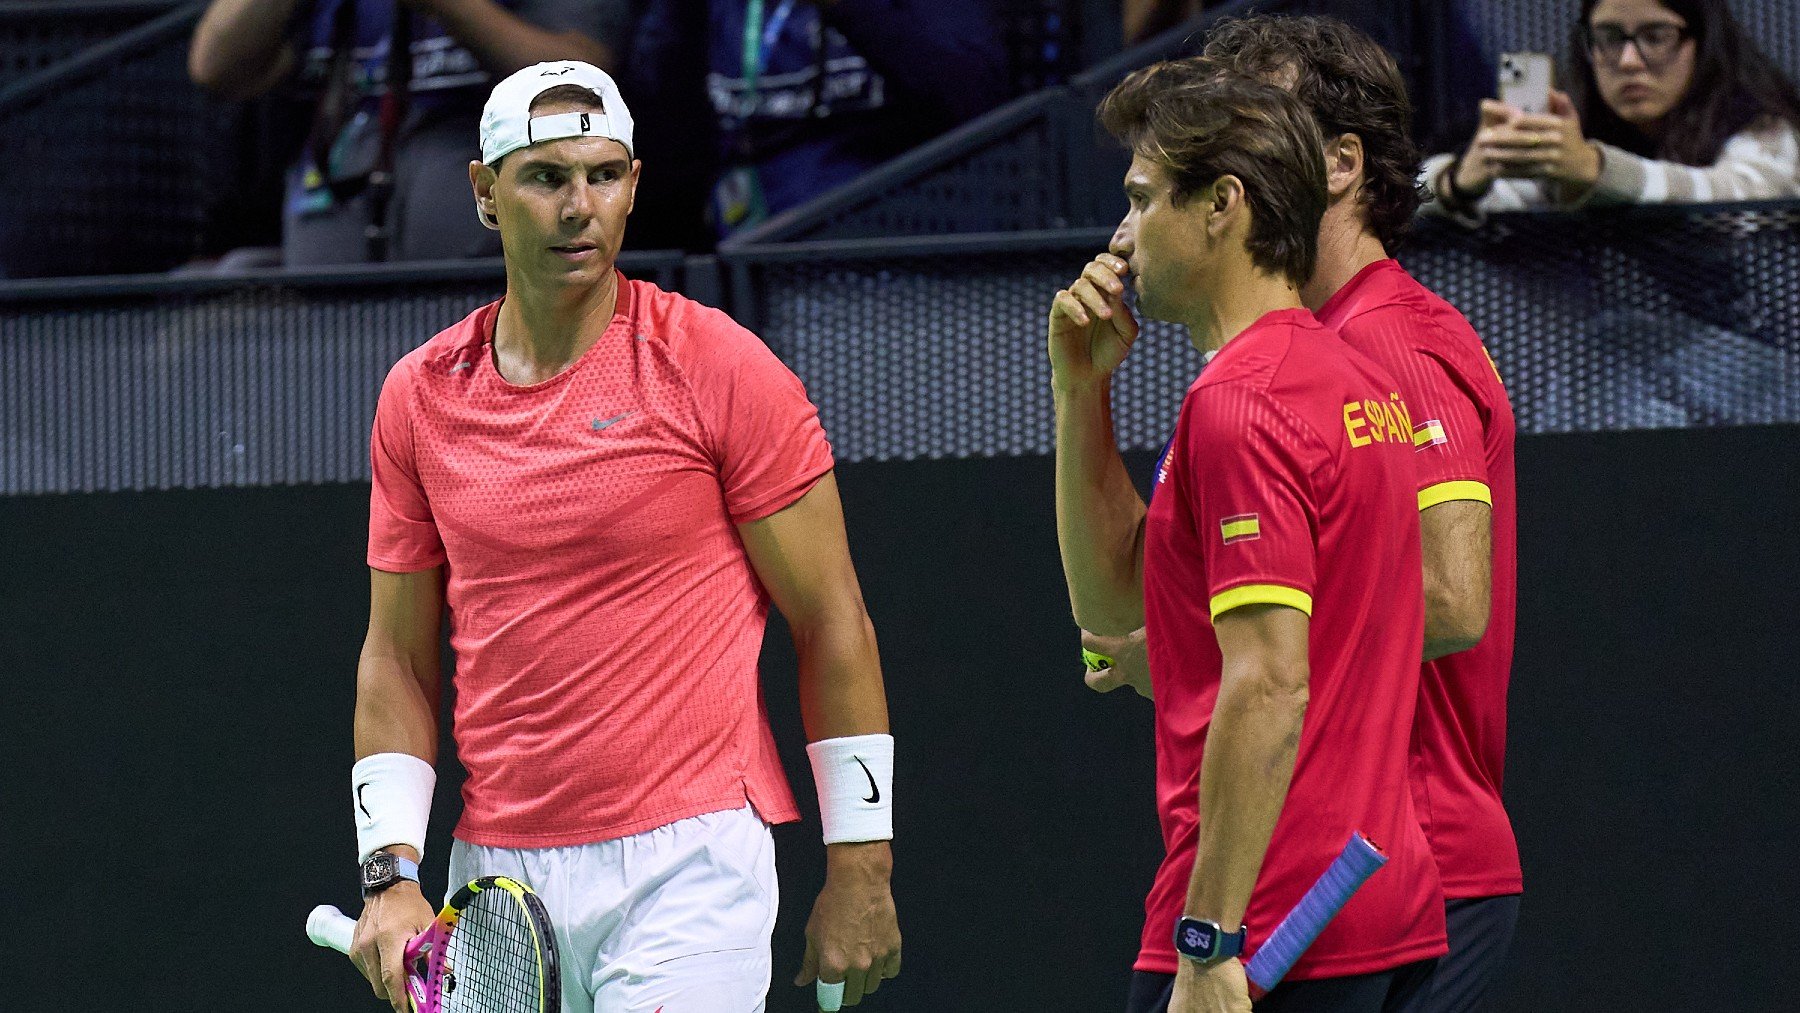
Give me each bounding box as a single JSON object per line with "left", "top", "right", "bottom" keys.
{"left": 1418, "top": 480, "right": 1492, "bottom": 511}
{"left": 1209, "top": 583, "right": 1314, "bottom": 621}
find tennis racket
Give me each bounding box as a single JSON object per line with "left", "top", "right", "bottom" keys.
{"left": 307, "top": 875, "right": 561, "bottom": 1013}
{"left": 1245, "top": 833, "right": 1388, "bottom": 997}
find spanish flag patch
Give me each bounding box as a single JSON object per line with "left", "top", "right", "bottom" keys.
{"left": 1220, "top": 514, "right": 1261, "bottom": 544}
{"left": 1413, "top": 419, "right": 1448, "bottom": 450}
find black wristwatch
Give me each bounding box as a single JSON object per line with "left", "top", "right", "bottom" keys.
{"left": 359, "top": 851, "right": 421, "bottom": 898}
{"left": 1173, "top": 915, "right": 1247, "bottom": 968}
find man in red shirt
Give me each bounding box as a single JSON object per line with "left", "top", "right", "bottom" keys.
{"left": 1051, "top": 66, "right": 1445, "bottom": 1013}
{"left": 1200, "top": 18, "right": 1523, "bottom": 1010}
{"left": 344, "top": 61, "right": 900, "bottom": 1013}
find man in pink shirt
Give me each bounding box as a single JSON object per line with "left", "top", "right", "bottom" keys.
{"left": 342, "top": 61, "right": 901, "bottom": 1013}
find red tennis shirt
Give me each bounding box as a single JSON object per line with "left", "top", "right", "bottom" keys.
{"left": 367, "top": 275, "right": 832, "bottom": 848}
{"left": 1316, "top": 259, "right": 1522, "bottom": 900}
{"left": 1138, "top": 308, "right": 1447, "bottom": 979}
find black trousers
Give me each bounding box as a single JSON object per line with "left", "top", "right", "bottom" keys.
{"left": 1426, "top": 894, "right": 1521, "bottom": 1012}
{"left": 1126, "top": 960, "right": 1437, "bottom": 1013}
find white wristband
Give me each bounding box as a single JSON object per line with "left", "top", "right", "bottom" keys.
{"left": 352, "top": 752, "right": 436, "bottom": 864}
{"left": 806, "top": 733, "right": 894, "bottom": 845}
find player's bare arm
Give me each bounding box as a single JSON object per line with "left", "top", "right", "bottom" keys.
{"left": 405, "top": 0, "right": 618, "bottom": 76}
{"left": 1171, "top": 603, "right": 1310, "bottom": 1013}
{"left": 1420, "top": 500, "right": 1493, "bottom": 661}
{"left": 188, "top": 0, "right": 301, "bottom": 99}
{"left": 350, "top": 566, "right": 445, "bottom": 1013}
{"left": 1051, "top": 253, "right": 1148, "bottom": 636}
{"left": 738, "top": 473, "right": 901, "bottom": 1010}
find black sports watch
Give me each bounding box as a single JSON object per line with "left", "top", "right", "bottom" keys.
{"left": 359, "top": 851, "right": 421, "bottom": 898}
{"left": 1173, "top": 915, "right": 1247, "bottom": 968}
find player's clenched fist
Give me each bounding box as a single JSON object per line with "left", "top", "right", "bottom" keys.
{"left": 795, "top": 841, "right": 901, "bottom": 1009}
{"left": 1082, "top": 626, "right": 1152, "bottom": 699}
{"left": 1049, "top": 253, "right": 1140, "bottom": 389}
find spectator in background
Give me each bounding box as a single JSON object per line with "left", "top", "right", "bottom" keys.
{"left": 629, "top": 0, "right": 1007, "bottom": 240}
{"left": 188, "top": 0, "right": 630, "bottom": 265}
{"left": 1424, "top": 0, "right": 1800, "bottom": 222}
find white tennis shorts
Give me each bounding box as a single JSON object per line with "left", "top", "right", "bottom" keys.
{"left": 448, "top": 803, "right": 778, "bottom": 1013}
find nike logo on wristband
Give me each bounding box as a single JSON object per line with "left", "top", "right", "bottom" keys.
{"left": 854, "top": 756, "right": 880, "bottom": 804}
{"left": 355, "top": 783, "right": 372, "bottom": 818}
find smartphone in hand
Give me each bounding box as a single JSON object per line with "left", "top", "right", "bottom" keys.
{"left": 1498, "top": 52, "right": 1554, "bottom": 113}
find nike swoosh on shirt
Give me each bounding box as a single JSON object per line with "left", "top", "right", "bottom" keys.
{"left": 854, "top": 757, "right": 880, "bottom": 804}
{"left": 591, "top": 412, "right": 633, "bottom": 431}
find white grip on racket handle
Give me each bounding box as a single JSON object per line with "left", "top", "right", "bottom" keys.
{"left": 307, "top": 904, "right": 357, "bottom": 955}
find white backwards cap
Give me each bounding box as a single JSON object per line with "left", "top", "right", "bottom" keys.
{"left": 480, "top": 61, "right": 635, "bottom": 164}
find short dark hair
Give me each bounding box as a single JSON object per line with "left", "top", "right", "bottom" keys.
{"left": 1200, "top": 15, "right": 1422, "bottom": 250}
{"left": 1574, "top": 0, "right": 1800, "bottom": 165}
{"left": 529, "top": 83, "right": 607, "bottom": 116}
{"left": 1098, "top": 63, "right": 1327, "bottom": 286}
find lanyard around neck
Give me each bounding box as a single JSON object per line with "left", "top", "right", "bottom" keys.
{"left": 740, "top": 0, "right": 798, "bottom": 103}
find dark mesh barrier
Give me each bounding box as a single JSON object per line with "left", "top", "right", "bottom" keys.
{"left": 0, "top": 255, "right": 681, "bottom": 494}
{"left": 0, "top": 3, "right": 211, "bottom": 278}
{"left": 0, "top": 1, "right": 181, "bottom": 89}
{"left": 5, "top": 204, "right": 1794, "bottom": 494}
{"left": 730, "top": 203, "right": 1800, "bottom": 462}
{"left": 727, "top": 231, "right": 1201, "bottom": 461}
{"left": 1404, "top": 203, "right": 1800, "bottom": 432}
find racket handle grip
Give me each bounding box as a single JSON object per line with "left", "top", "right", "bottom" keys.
{"left": 1245, "top": 833, "right": 1388, "bottom": 995}
{"left": 307, "top": 904, "right": 357, "bottom": 954}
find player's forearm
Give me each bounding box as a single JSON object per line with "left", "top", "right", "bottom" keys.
{"left": 1054, "top": 379, "right": 1147, "bottom": 635}
{"left": 353, "top": 652, "right": 441, "bottom": 763}
{"left": 1420, "top": 501, "right": 1492, "bottom": 660}
{"left": 415, "top": 0, "right": 617, "bottom": 76}
{"left": 189, "top": 0, "right": 301, "bottom": 98}
{"left": 793, "top": 610, "right": 896, "bottom": 877}
{"left": 793, "top": 608, "right": 890, "bottom": 741}
{"left": 1185, "top": 654, "right": 1308, "bottom": 927}
{"left": 1422, "top": 570, "right": 1490, "bottom": 660}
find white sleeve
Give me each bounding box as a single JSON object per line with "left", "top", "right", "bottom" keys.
{"left": 1572, "top": 119, "right": 1800, "bottom": 208}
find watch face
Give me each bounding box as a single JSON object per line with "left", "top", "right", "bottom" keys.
{"left": 1177, "top": 919, "right": 1218, "bottom": 957}
{"left": 363, "top": 853, "right": 394, "bottom": 887}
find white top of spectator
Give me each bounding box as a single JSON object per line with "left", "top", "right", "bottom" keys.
{"left": 1419, "top": 116, "right": 1800, "bottom": 225}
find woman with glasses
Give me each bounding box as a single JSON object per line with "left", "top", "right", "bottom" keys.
{"left": 1422, "top": 0, "right": 1800, "bottom": 221}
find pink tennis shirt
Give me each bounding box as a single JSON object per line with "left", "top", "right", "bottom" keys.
{"left": 367, "top": 275, "right": 832, "bottom": 848}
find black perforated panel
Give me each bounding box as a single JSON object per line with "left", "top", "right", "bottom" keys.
{"left": 1, "top": 209, "right": 1793, "bottom": 494}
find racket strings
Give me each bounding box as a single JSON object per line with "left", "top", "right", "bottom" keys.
{"left": 438, "top": 888, "right": 546, "bottom": 1013}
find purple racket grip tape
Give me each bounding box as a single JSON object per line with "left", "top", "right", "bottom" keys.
{"left": 1245, "top": 833, "right": 1389, "bottom": 994}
